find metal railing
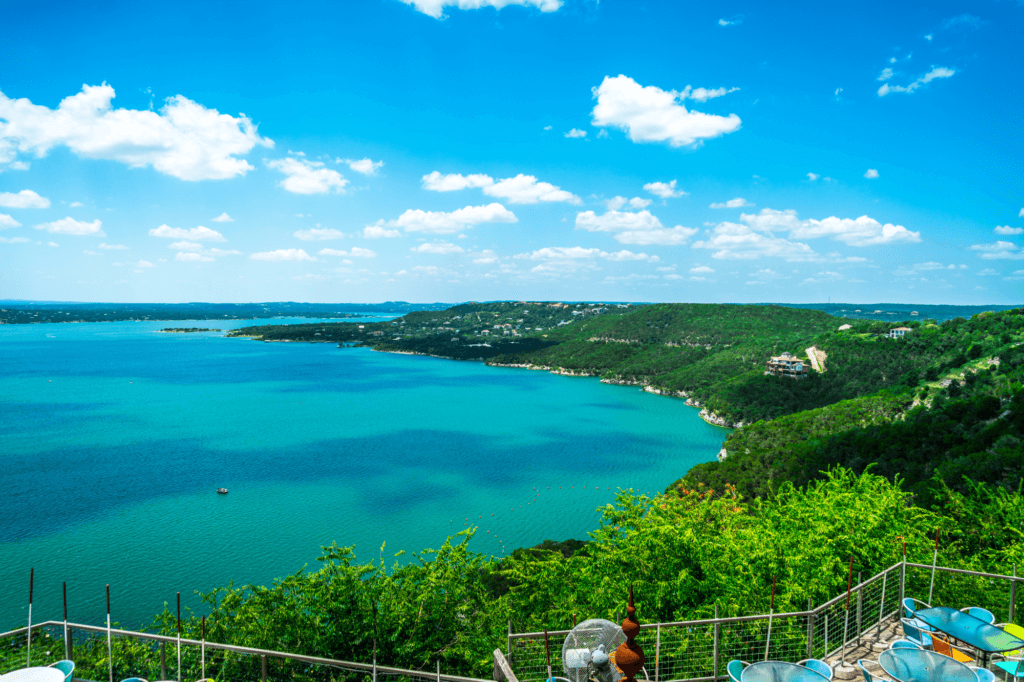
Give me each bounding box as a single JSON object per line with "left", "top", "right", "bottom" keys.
{"left": 0, "top": 621, "right": 491, "bottom": 682}
{"left": 506, "top": 560, "right": 1024, "bottom": 682}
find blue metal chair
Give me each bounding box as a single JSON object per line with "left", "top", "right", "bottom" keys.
{"left": 969, "top": 667, "right": 996, "bottom": 682}
{"left": 889, "top": 639, "right": 923, "bottom": 650}
{"left": 901, "top": 617, "right": 934, "bottom": 649}
{"left": 961, "top": 607, "right": 996, "bottom": 624}
{"left": 727, "top": 660, "right": 750, "bottom": 682}
{"left": 857, "top": 659, "right": 884, "bottom": 682}
{"left": 119, "top": 678, "right": 148, "bottom": 682}
{"left": 902, "top": 598, "right": 932, "bottom": 619}
{"left": 993, "top": 657, "right": 1024, "bottom": 681}
{"left": 797, "top": 659, "right": 833, "bottom": 679}
{"left": 49, "top": 660, "right": 75, "bottom": 682}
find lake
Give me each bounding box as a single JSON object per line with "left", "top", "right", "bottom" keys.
{"left": 0, "top": 317, "right": 726, "bottom": 630}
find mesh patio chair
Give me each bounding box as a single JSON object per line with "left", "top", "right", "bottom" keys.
{"left": 902, "top": 598, "right": 932, "bottom": 619}
{"left": 969, "top": 667, "right": 996, "bottom": 682}
{"left": 931, "top": 633, "right": 976, "bottom": 664}
{"left": 992, "top": 655, "right": 1024, "bottom": 681}
{"left": 797, "top": 659, "right": 833, "bottom": 679}
{"left": 727, "top": 660, "right": 750, "bottom": 682}
{"left": 901, "top": 617, "right": 935, "bottom": 649}
{"left": 48, "top": 660, "right": 75, "bottom": 682}
{"left": 961, "top": 607, "right": 997, "bottom": 625}
{"left": 890, "top": 639, "right": 923, "bottom": 650}
{"left": 857, "top": 659, "right": 885, "bottom": 682}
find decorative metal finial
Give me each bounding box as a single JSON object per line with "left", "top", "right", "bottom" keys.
{"left": 614, "top": 585, "right": 645, "bottom": 682}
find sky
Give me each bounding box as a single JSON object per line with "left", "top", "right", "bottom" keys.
{"left": 0, "top": 0, "right": 1021, "bottom": 305}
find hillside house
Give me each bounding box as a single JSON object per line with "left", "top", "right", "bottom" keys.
{"left": 888, "top": 327, "right": 912, "bottom": 338}
{"left": 766, "top": 352, "right": 808, "bottom": 379}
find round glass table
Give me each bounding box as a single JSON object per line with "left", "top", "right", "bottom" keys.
{"left": 878, "top": 648, "right": 977, "bottom": 682}
{"left": 741, "top": 661, "right": 829, "bottom": 682}
{"left": 0, "top": 668, "right": 66, "bottom": 682}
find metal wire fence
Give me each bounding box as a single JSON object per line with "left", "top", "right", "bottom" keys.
{"left": 507, "top": 560, "right": 1024, "bottom": 682}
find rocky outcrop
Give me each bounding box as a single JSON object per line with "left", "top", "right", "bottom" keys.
{"left": 699, "top": 408, "right": 745, "bottom": 429}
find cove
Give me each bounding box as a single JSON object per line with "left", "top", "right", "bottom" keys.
{"left": 0, "top": 318, "right": 727, "bottom": 629}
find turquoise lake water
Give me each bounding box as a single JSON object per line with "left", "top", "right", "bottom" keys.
{"left": 0, "top": 318, "right": 727, "bottom": 631}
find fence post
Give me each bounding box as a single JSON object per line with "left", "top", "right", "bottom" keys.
{"left": 507, "top": 620, "right": 512, "bottom": 670}
{"left": 899, "top": 553, "right": 906, "bottom": 612}
{"left": 655, "top": 623, "right": 661, "bottom": 682}
{"left": 712, "top": 606, "right": 719, "bottom": 682}
{"left": 261, "top": 654, "right": 267, "bottom": 682}
{"left": 876, "top": 570, "right": 888, "bottom": 640}
{"left": 65, "top": 625, "right": 72, "bottom": 661}
{"left": 160, "top": 641, "right": 167, "bottom": 680}
{"left": 856, "top": 572, "right": 863, "bottom": 645}
{"left": 437, "top": 659, "right": 441, "bottom": 682}
{"left": 1011, "top": 564, "right": 1018, "bottom": 624}
{"left": 806, "top": 600, "right": 815, "bottom": 660}
{"left": 824, "top": 614, "right": 828, "bottom": 659}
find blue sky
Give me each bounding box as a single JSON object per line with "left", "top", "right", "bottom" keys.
{"left": 0, "top": 0, "right": 1021, "bottom": 304}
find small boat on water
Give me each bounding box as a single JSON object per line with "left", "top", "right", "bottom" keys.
{"left": 217, "top": 488, "right": 229, "bottom": 494}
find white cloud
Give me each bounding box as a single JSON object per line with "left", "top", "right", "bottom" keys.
{"left": 575, "top": 209, "right": 698, "bottom": 245}
{"left": 344, "top": 157, "right": 384, "bottom": 175}
{"left": 925, "top": 34, "right": 933, "bottom": 41}
{"left": 471, "top": 249, "right": 499, "bottom": 264}
{"left": 176, "top": 252, "right": 214, "bottom": 263}
{"left": 807, "top": 172, "right": 820, "bottom": 181}
{"left": 363, "top": 224, "right": 402, "bottom": 239}
{"left": 149, "top": 224, "right": 226, "bottom": 241}
{"left": 47, "top": 241, "right": 58, "bottom": 247}
{"left": 398, "top": 0, "right": 562, "bottom": 19}
{"left": 740, "top": 208, "right": 921, "bottom": 246}
{"left": 267, "top": 157, "right": 348, "bottom": 194}
{"left": 591, "top": 75, "right": 742, "bottom": 148}
{"left": 644, "top": 180, "right": 686, "bottom": 198}
{"left": 681, "top": 86, "right": 740, "bottom": 102}
{"left": 412, "top": 242, "right": 465, "bottom": 254}
{"left": 878, "top": 68, "right": 894, "bottom": 82}
{"left": 718, "top": 16, "right": 741, "bottom": 26}
{"left": 294, "top": 228, "right": 346, "bottom": 241}
{"left": 970, "top": 241, "right": 1024, "bottom": 260}
{"left": 98, "top": 243, "right": 128, "bottom": 250}
{"left": 604, "top": 196, "right": 652, "bottom": 210}
{"left": 0, "top": 189, "right": 50, "bottom": 208}
{"left": 877, "top": 67, "right": 955, "bottom": 96}
{"left": 9, "top": 160, "right": 29, "bottom": 170}
{"left": 693, "top": 221, "right": 820, "bottom": 261}
{"left": 421, "top": 171, "right": 494, "bottom": 191}
{"left": 543, "top": 125, "right": 553, "bottom": 131}
{"left": 136, "top": 260, "right": 155, "bottom": 268}
{"left": 994, "top": 225, "right": 1023, "bottom": 235}
{"left": 395, "top": 203, "right": 517, "bottom": 234}
{"left": 616, "top": 226, "right": 699, "bottom": 245}
{"left": 710, "top": 197, "right": 753, "bottom": 209}
{"left": 34, "top": 216, "right": 104, "bottom": 236}
{"left": 0, "top": 236, "right": 29, "bottom": 243}
{"left": 69, "top": 201, "right": 84, "bottom": 207}
{"left": 0, "top": 213, "right": 21, "bottom": 229}
{"left": 564, "top": 128, "right": 587, "bottom": 138}
{"left": 318, "top": 247, "right": 377, "bottom": 258}
{"left": 690, "top": 265, "right": 715, "bottom": 274}
{"left": 1019, "top": 208, "right": 1024, "bottom": 218}
{"left": 484, "top": 174, "right": 580, "bottom": 204}
{"left": 168, "top": 241, "right": 203, "bottom": 251}
{"left": 978, "top": 268, "right": 999, "bottom": 276}
{"left": 166, "top": 240, "right": 241, "bottom": 260}
{"left": 250, "top": 248, "right": 315, "bottom": 262}
{"left": 864, "top": 168, "right": 879, "bottom": 179}
{"left": 0, "top": 83, "right": 272, "bottom": 179}
{"left": 421, "top": 171, "right": 579, "bottom": 204}
{"left": 518, "top": 246, "right": 655, "bottom": 262}
{"left": 212, "top": 212, "right": 234, "bottom": 222}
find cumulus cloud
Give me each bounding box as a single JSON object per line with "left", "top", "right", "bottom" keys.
{"left": 564, "top": 128, "right": 587, "bottom": 138}
{"left": 994, "top": 225, "right": 1023, "bottom": 235}
{"left": 690, "top": 265, "right": 715, "bottom": 274}
{"left": 136, "top": 260, "right": 155, "bottom": 268}
{"left": 149, "top": 224, "right": 226, "bottom": 241}
{"left": 317, "top": 247, "right": 376, "bottom": 258}
{"left": 34, "top": 216, "right": 104, "bottom": 236}
{"left": 363, "top": 224, "right": 402, "bottom": 239}
{"left": 412, "top": 242, "right": 465, "bottom": 254}
{"left": 250, "top": 248, "right": 316, "bottom": 262}
{"left": 267, "top": 157, "right": 348, "bottom": 194}
{"left": 294, "top": 228, "right": 346, "bottom": 241}
{"left": 864, "top": 168, "right": 879, "bottom": 179}
{"left": 1019, "top": 208, "right": 1024, "bottom": 218}
{"left": 398, "top": 0, "right": 562, "bottom": 19}
{"left": 421, "top": 171, "right": 579, "bottom": 204}
{"left": 471, "top": 249, "right": 499, "bottom": 264}
{"left": 176, "top": 252, "right": 214, "bottom": 263}
{"left": 211, "top": 212, "right": 234, "bottom": 222}
{"left": 517, "top": 246, "right": 655, "bottom": 265}
{"left": 878, "top": 67, "right": 955, "bottom": 96}
{"left": 693, "top": 222, "right": 819, "bottom": 261}
{"left": 807, "top": 172, "right": 820, "bottom": 181}
{"left": 718, "top": 15, "right": 742, "bottom": 26}
{"left": 0, "top": 213, "right": 21, "bottom": 229}
{"left": 574, "top": 209, "right": 698, "bottom": 245}
{"left": 681, "top": 86, "right": 740, "bottom": 102}
{"left": 69, "top": 201, "right": 84, "bottom": 207}
{"left": 0, "top": 84, "right": 272, "bottom": 179}
{"left": 98, "top": 243, "right": 129, "bottom": 250}
{"left": 343, "top": 157, "right": 384, "bottom": 175}
{"left": 710, "top": 197, "right": 753, "bottom": 209}
{"left": 644, "top": 180, "right": 686, "bottom": 198}
{"left": 604, "top": 196, "right": 652, "bottom": 210}
{"left": 615, "top": 227, "right": 699, "bottom": 246}
{"left": 878, "top": 68, "right": 894, "bottom": 82}
{"left": 740, "top": 208, "right": 920, "bottom": 246}
{"left": 970, "top": 241, "right": 1024, "bottom": 260}
{"left": 0, "top": 189, "right": 50, "bottom": 208}
{"left": 591, "top": 75, "right": 742, "bottom": 147}
{"left": 395, "top": 203, "right": 517, "bottom": 234}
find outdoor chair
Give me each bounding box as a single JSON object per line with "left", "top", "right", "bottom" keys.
{"left": 727, "top": 660, "right": 750, "bottom": 682}
{"left": 48, "top": 660, "right": 75, "bottom": 682}
{"left": 969, "top": 667, "right": 996, "bottom": 682}
{"left": 961, "top": 607, "right": 996, "bottom": 624}
{"left": 931, "top": 633, "right": 976, "bottom": 665}
{"left": 992, "top": 655, "right": 1024, "bottom": 681}
{"left": 995, "top": 624, "right": 1024, "bottom": 658}
{"left": 889, "top": 639, "right": 923, "bottom": 650}
{"left": 857, "top": 659, "right": 885, "bottom": 682}
{"left": 118, "top": 678, "right": 148, "bottom": 682}
{"left": 797, "top": 659, "right": 833, "bottom": 679}
{"left": 902, "top": 598, "right": 937, "bottom": 631}
{"left": 901, "top": 617, "right": 934, "bottom": 649}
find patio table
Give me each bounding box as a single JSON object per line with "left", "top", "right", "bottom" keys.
{"left": 741, "top": 661, "right": 829, "bottom": 682}
{"left": 878, "top": 648, "right": 976, "bottom": 682}
{"left": 914, "top": 606, "right": 1024, "bottom": 665}
{"left": 0, "top": 667, "right": 66, "bottom": 682}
